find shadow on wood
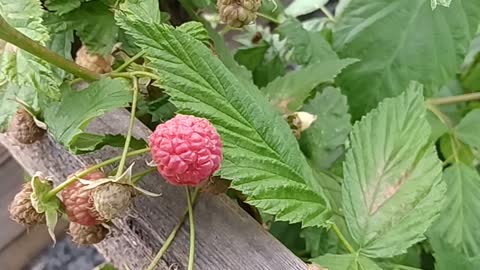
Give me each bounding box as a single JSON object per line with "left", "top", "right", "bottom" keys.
{"left": 0, "top": 110, "right": 307, "bottom": 270}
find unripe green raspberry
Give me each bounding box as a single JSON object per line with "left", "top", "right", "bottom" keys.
{"left": 93, "top": 182, "right": 134, "bottom": 220}
{"left": 217, "top": 0, "right": 261, "bottom": 28}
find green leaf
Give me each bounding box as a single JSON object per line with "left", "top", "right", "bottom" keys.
{"left": 31, "top": 174, "right": 61, "bottom": 242}
{"left": 431, "top": 0, "right": 452, "bottom": 9}
{"left": 45, "top": 0, "right": 83, "bottom": 15}
{"left": 42, "top": 78, "right": 132, "bottom": 152}
{"left": 299, "top": 87, "right": 352, "bottom": 170}
{"left": 334, "top": 0, "right": 480, "bottom": 119}
{"left": 456, "top": 109, "right": 480, "bottom": 149}
{"left": 252, "top": 55, "right": 286, "bottom": 87}
{"left": 269, "top": 221, "right": 306, "bottom": 255}
{"left": 0, "top": 80, "right": 36, "bottom": 132}
{"left": 71, "top": 133, "right": 147, "bottom": 154}
{"left": 62, "top": 1, "right": 118, "bottom": 55}
{"left": 429, "top": 163, "right": 480, "bottom": 258}
{"left": 439, "top": 134, "right": 474, "bottom": 166}
{"left": 430, "top": 237, "right": 480, "bottom": 270}
{"left": 0, "top": 0, "right": 62, "bottom": 99}
{"left": 177, "top": 22, "right": 210, "bottom": 45}
{"left": 117, "top": 0, "right": 161, "bottom": 24}
{"left": 311, "top": 254, "right": 382, "bottom": 270}
{"left": 277, "top": 18, "right": 338, "bottom": 65}
{"left": 342, "top": 83, "right": 446, "bottom": 258}
{"left": 285, "top": 0, "right": 329, "bottom": 17}
{"left": 234, "top": 43, "right": 270, "bottom": 72}
{"left": 120, "top": 21, "right": 331, "bottom": 226}
{"left": 263, "top": 59, "right": 356, "bottom": 112}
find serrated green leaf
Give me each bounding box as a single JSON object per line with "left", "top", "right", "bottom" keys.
{"left": 334, "top": 0, "right": 480, "bottom": 119}
{"left": 277, "top": 18, "right": 338, "bottom": 65}
{"left": 456, "top": 109, "right": 480, "bottom": 149}
{"left": 62, "top": 1, "right": 118, "bottom": 55}
{"left": 343, "top": 83, "right": 446, "bottom": 258}
{"left": 117, "top": 0, "right": 161, "bottom": 24}
{"left": 299, "top": 87, "right": 352, "bottom": 170}
{"left": 177, "top": 22, "right": 210, "bottom": 45}
{"left": 429, "top": 163, "right": 480, "bottom": 258}
{"left": 285, "top": 0, "right": 329, "bottom": 17}
{"left": 263, "top": 59, "right": 356, "bottom": 111}
{"left": 31, "top": 175, "right": 61, "bottom": 242}
{"left": 42, "top": 78, "right": 132, "bottom": 152}
{"left": 120, "top": 21, "right": 331, "bottom": 226}
{"left": 0, "top": 0, "right": 63, "bottom": 99}
{"left": 45, "top": 0, "right": 83, "bottom": 15}
{"left": 311, "top": 254, "right": 382, "bottom": 270}
{"left": 234, "top": 43, "right": 270, "bottom": 71}
{"left": 430, "top": 237, "right": 480, "bottom": 270}
{"left": 71, "top": 133, "right": 147, "bottom": 154}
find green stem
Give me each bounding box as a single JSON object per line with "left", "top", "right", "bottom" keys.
{"left": 331, "top": 222, "right": 355, "bottom": 254}
{"left": 256, "top": 12, "right": 281, "bottom": 24}
{"left": 320, "top": 6, "right": 336, "bottom": 22}
{"left": 114, "top": 50, "right": 146, "bottom": 73}
{"left": 0, "top": 16, "right": 100, "bottom": 81}
{"left": 110, "top": 71, "right": 160, "bottom": 81}
{"left": 186, "top": 187, "right": 196, "bottom": 270}
{"left": 427, "top": 92, "right": 480, "bottom": 106}
{"left": 116, "top": 78, "right": 139, "bottom": 178}
{"left": 45, "top": 148, "right": 150, "bottom": 200}
{"left": 145, "top": 189, "right": 200, "bottom": 270}
{"left": 132, "top": 167, "right": 156, "bottom": 184}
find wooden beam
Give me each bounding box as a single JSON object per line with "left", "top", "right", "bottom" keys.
{"left": 0, "top": 110, "right": 307, "bottom": 270}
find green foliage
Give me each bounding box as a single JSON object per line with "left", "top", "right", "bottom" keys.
{"left": 429, "top": 163, "right": 480, "bottom": 258}
{"left": 342, "top": 84, "right": 446, "bottom": 258}
{"left": 0, "top": 80, "right": 36, "bottom": 132}
{"left": 31, "top": 174, "right": 62, "bottom": 242}
{"left": 334, "top": 0, "right": 480, "bottom": 119}
{"left": 278, "top": 18, "right": 338, "bottom": 65}
{"left": 455, "top": 109, "right": 480, "bottom": 149}
{"left": 42, "top": 78, "right": 132, "bottom": 153}
{"left": 118, "top": 19, "right": 332, "bottom": 226}
{"left": 430, "top": 237, "right": 480, "bottom": 270}
{"left": 299, "top": 87, "right": 352, "bottom": 170}
{"left": 311, "top": 253, "right": 382, "bottom": 270}
{"left": 72, "top": 133, "right": 147, "bottom": 155}
{"left": 262, "top": 59, "right": 356, "bottom": 111}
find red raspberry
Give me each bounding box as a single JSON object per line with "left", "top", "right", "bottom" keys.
{"left": 62, "top": 170, "right": 106, "bottom": 226}
{"left": 149, "top": 114, "right": 223, "bottom": 186}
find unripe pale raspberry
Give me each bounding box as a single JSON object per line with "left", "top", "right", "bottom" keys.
{"left": 9, "top": 108, "right": 45, "bottom": 144}
{"left": 217, "top": 0, "right": 261, "bottom": 28}
{"left": 62, "top": 170, "right": 106, "bottom": 226}
{"left": 69, "top": 222, "right": 109, "bottom": 245}
{"left": 93, "top": 182, "right": 134, "bottom": 220}
{"left": 149, "top": 114, "right": 223, "bottom": 186}
{"left": 75, "top": 45, "right": 113, "bottom": 74}
{"left": 9, "top": 183, "right": 45, "bottom": 226}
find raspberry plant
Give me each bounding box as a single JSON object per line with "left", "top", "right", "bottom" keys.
{"left": 0, "top": 0, "right": 480, "bottom": 269}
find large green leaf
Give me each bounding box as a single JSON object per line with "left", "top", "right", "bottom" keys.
{"left": 43, "top": 78, "right": 132, "bottom": 152}
{"left": 333, "top": 0, "right": 480, "bottom": 119}
{"left": 299, "top": 87, "right": 352, "bottom": 170}
{"left": 0, "top": 0, "right": 62, "bottom": 99}
{"left": 430, "top": 237, "right": 480, "bottom": 270}
{"left": 262, "top": 59, "right": 356, "bottom": 111}
{"left": 119, "top": 20, "right": 331, "bottom": 226}
{"left": 429, "top": 163, "right": 480, "bottom": 258}
{"left": 342, "top": 83, "right": 446, "bottom": 258}
{"left": 277, "top": 18, "right": 338, "bottom": 65}
{"left": 117, "top": 0, "right": 161, "bottom": 24}
{"left": 45, "top": 0, "right": 83, "bottom": 15}
{"left": 455, "top": 109, "right": 480, "bottom": 149}
{"left": 311, "top": 254, "right": 382, "bottom": 270}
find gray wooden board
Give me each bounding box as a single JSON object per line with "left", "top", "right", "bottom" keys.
{"left": 0, "top": 110, "right": 307, "bottom": 270}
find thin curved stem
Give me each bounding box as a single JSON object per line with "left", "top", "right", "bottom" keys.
{"left": 45, "top": 148, "right": 150, "bottom": 200}
{"left": 256, "top": 12, "right": 281, "bottom": 24}
{"left": 116, "top": 77, "right": 139, "bottom": 178}
{"left": 145, "top": 189, "right": 200, "bottom": 270}
{"left": 331, "top": 222, "right": 355, "bottom": 254}
{"left": 110, "top": 71, "right": 160, "bottom": 81}
{"left": 186, "top": 187, "right": 196, "bottom": 270}
{"left": 114, "top": 50, "right": 146, "bottom": 73}
{"left": 427, "top": 92, "right": 480, "bottom": 106}
{"left": 320, "top": 6, "right": 336, "bottom": 22}
{"left": 131, "top": 167, "right": 156, "bottom": 184}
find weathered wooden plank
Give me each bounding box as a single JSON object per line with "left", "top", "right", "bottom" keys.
{"left": 0, "top": 110, "right": 307, "bottom": 270}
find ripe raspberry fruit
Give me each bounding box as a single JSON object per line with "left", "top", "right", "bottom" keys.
{"left": 75, "top": 45, "right": 113, "bottom": 74}
{"left": 92, "top": 182, "right": 134, "bottom": 220}
{"left": 9, "top": 108, "right": 45, "bottom": 144}
{"left": 69, "top": 222, "right": 109, "bottom": 245}
{"left": 149, "top": 114, "right": 223, "bottom": 186}
{"left": 62, "top": 170, "right": 106, "bottom": 226}
{"left": 9, "top": 183, "right": 45, "bottom": 226}
{"left": 217, "top": 0, "right": 261, "bottom": 28}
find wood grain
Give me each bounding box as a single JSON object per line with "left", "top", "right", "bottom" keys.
{"left": 0, "top": 110, "right": 307, "bottom": 270}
